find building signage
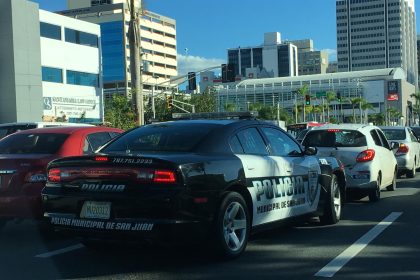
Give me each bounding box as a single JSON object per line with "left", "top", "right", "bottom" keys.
{"left": 387, "top": 81, "right": 399, "bottom": 101}
{"left": 43, "top": 96, "right": 100, "bottom": 120}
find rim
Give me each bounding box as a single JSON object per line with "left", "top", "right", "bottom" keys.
{"left": 332, "top": 179, "right": 341, "bottom": 219}
{"left": 223, "top": 201, "right": 247, "bottom": 252}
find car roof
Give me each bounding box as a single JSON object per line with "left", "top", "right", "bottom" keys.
{"left": 0, "top": 122, "right": 93, "bottom": 127}
{"left": 379, "top": 126, "right": 406, "bottom": 130}
{"left": 13, "top": 126, "right": 123, "bottom": 135}
{"left": 310, "top": 123, "right": 377, "bottom": 131}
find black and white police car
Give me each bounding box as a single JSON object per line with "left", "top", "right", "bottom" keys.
{"left": 42, "top": 112, "right": 345, "bottom": 259}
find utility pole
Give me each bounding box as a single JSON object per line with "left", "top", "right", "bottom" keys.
{"left": 128, "top": 0, "right": 144, "bottom": 126}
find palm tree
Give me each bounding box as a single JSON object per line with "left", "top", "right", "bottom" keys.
{"left": 410, "top": 93, "right": 420, "bottom": 124}
{"left": 297, "top": 85, "right": 309, "bottom": 122}
{"left": 326, "top": 91, "right": 336, "bottom": 121}
{"left": 224, "top": 103, "right": 236, "bottom": 112}
{"left": 349, "top": 97, "right": 363, "bottom": 123}
{"left": 313, "top": 105, "right": 322, "bottom": 122}
{"left": 361, "top": 100, "right": 374, "bottom": 124}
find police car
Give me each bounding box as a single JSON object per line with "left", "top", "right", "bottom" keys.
{"left": 42, "top": 112, "right": 345, "bottom": 259}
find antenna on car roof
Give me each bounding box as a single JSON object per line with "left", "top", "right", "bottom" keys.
{"left": 171, "top": 111, "right": 259, "bottom": 120}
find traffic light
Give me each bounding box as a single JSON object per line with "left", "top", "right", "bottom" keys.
{"left": 166, "top": 95, "right": 173, "bottom": 109}
{"left": 337, "top": 92, "right": 342, "bottom": 102}
{"left": 305, "top": 94, "right": 311, "bottom": 105}
{"left": 188, "top": 72, "right": 197, "bottom": 91}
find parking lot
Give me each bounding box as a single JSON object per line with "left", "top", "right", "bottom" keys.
{"left": 1, "top": 176, "right": 419, "bottom": 279}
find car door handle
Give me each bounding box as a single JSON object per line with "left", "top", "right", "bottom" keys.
{"left": 286, "top": 170, "right": 292, "bottom": 173}
{"left": 247, "top": 167, "right": 255, "bottom": 170}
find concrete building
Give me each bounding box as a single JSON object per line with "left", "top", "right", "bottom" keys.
{"left": 40, "top": 10, "right": 102, "bottom": 123}
{"left": 62, "top": 0, "right": 177, "bottom": 98}
{"left": 216, "top": 68, "right": 415, "bottom": 124}
{"left": 417, "top": 35, "right": 420, "bottom": 87}
{"left": 227, "top": 32, "right": 298, "bottom": 80}
{"left": 336, "top": 0, "right": 418, "bottom": 88}
{"left": 0, "top": 0, "right": 103, "bottom": 124}
{"left": 0, "top": 0, "right": 43, "bottom": 123}
{"left": 286, "top": 39, "right": 329, "bottom": 75}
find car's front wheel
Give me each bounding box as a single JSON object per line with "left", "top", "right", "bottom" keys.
{"left": 320, "top": 174, "right": 341, "bottom": 225}
{"left": 213, "top": 192, "right": 250, "bottom": 259}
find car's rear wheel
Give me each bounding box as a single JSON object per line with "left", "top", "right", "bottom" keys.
{"left": 213, "top": 192, "right": 250, "bottom": 259}
{"left": 407, "top": 160, "right": 416, "bottom": 178}
{"left": 320, "top": 174, "right": 341, "bottom": 225}
{"left": 369, "top": 175, "right": 381, "bottom": 202}
{"left": 386, "top": 169, "right": 397, "bottom": 191}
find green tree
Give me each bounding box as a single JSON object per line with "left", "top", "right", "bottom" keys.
{"left": 224, "top": 103, "right": 236, "bottom": 112}
{"left": 189, "top": 92, "right": 216, "bottom": 113}
{"left": 297, "top": 85, "right": 309, "bottom": 122}
{"left": 410, "top": 92, "right": 420, "bottom": 123}
{"left": 349, "top": 97, "right": 363, "bottom": 123}
{"left": 325, "top": 91, "right": 336, "bottom": 121}
{"left": 105, "top": 95, "right": 137, "bottom": 130}
{"left": 361, "top": 99, "right": 374, "bottom": 124}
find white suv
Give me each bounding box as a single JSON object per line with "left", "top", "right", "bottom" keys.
{"left": 302, "top": 124, "right": 398, "bottom": 202}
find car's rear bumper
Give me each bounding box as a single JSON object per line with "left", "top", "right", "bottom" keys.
{"left": 0, "top": 194, "right": 43, "bottom": 219}
{"left": 44, "top": 212, "right": 209, "bottom": 244}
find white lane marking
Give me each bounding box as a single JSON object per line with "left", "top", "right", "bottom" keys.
{"left": 35, "top": 243, "right": 85, "bottom": 258}
{"left": 315, "top": 212, "right": 403, "bottom": 278}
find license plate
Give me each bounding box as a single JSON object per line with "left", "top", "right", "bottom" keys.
{"left": 80, "top": 201, "right": 111, "bottom": 219}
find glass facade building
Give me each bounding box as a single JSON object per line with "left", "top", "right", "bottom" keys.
{"left": 100, "top": 21, "right": 125, "bottom": 83}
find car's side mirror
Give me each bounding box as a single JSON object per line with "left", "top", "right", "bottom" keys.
{"left": 304, "top": 146, "right": 318, "bottom": 156}
{"left": 390, "top": 141, "right": 399, "bottom": 150}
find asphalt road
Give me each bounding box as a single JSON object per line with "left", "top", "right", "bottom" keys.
{"left": 1, "top": 176, "right": 420, "bottom": 280}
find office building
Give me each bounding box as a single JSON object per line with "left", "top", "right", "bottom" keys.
{"left": 336, "top": 0, "right": 418, "bottom": 87}
{"left": 227, "top": 32, "right": 298, "bottom": 80}
{"left": 216, "top": 68, "right": 415, "bottom": 122}
{"left": 62, "top": 0, "right": 177, "bottom": 98}
{"left": 0, "top": 0, "right": 103, "bottom": 123}
{"left": 286, "top": 39, "right": 329, "bottom": 75}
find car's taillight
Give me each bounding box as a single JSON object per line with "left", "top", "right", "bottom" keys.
{"left": 47, "top": 168, "right": 61, "bottom": 182}
{"left": 356, "top": 149, "right": 375, "bottom": 162}
{"left": 95, "top": 156, "right": 109, "bottom": 162}
{"left": 328, "top": 129, "right": 341, "bottom": 132}
{"left": 396, "top": 144, "right": 409, "bottom": 155}
{"left": 153, "top": 170, "right": 176, "bottom": 183}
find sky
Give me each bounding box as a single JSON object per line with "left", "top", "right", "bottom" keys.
{"left": 32, "top": 0, "right": 420, "bottom": 75}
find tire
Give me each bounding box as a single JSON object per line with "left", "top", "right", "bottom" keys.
{"left": 320, "top": 174, "right": 341, "bottom": 225}
{"left": 213, "top": 192, "right": 250, "bottom": 259}
{"left": 407, "top": 160, "right": 416, "bottom": 178}
{"left": 386, "top": 169, "right": 397, "bottom": 191}
{"left": 369, "top": 175, "right": 381, "bottom": 202}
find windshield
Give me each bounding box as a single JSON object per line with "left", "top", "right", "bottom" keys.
{"left": 303, "top": 130, "right": 367, "bottom": 147}
{"left": 0, "top": 133, "right": 69, "bottom": 154}
{"left": 381, "top": 129, "right": 406, "bottom": 140}
{"left": 102, "top": 123, "right": 220, "bottom": 153}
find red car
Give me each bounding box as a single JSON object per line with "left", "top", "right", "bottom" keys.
{"left": 0, "top": 126, "right": 123, "bottom": 226}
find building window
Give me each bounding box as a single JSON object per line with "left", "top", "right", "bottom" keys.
{"left": 67, "top": 70, "right": 99, "bottom": 87}
{"left": 65, "top": 28, "right": 98, "bottom": 48}
{"left": 40, "top": 22, "right": 61, "bottom": 40}
{"left": 42, "top": 67, "right": 63, "bottom": 83}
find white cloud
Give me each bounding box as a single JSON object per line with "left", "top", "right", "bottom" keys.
{"left": 321, "top": 48, "right": 337, "bottom": 62}
{"left": 177, "top": 54, "right": 225, "bottom": 76}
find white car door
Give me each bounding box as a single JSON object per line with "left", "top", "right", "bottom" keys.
{"left": 408, "top": 128, "right": 420, "bottom": 168}
{"left": 375, "top": 129, "right": 397, "bottom": 186}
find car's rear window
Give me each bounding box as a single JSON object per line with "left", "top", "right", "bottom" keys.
{"left": 303, "top": 129, "right": 367, "bottom": 147}
{"left": 0, "top": 133, "right": 69, "bottom": 154}
{"left": 102, "top": 123, "right": 220, "bottom": 153}
{"left": 381, "top": 129, "right": 406, "bottom": 141}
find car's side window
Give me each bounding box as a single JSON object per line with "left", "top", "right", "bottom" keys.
{"left": 236, "top": 128, "right": 268, "bottom": 155}
{"left": 229, "top": 135, "right": 244, "bottom": 154}
{"left": 408, "top": 129, "right": 418, "bottom": 142}
{"left": 376, "top": 129, "right": 390, "bottom": 149}
{"left": 370, "top": 130, "right": 382, "bottom": 146}
{"left": 85, "top": 132, "right": 112, "bottom": 153}
{"left": 261, "top": 127, "right": 302, "bottom": 157}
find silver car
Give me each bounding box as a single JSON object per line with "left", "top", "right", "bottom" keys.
{"left": 302, "top": 124, "right": 398, "bottom": 202}
{"left": 380, "top": 126, "right": 420, "bottom": 178}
